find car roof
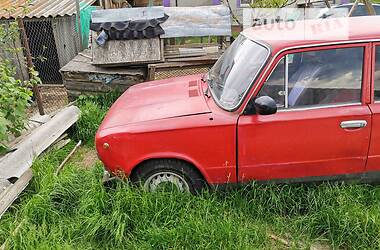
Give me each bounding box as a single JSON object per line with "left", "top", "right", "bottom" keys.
{"left": 242, "top": 16, "right": 380, "bottom": 54}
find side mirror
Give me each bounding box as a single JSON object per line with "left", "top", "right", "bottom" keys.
{"left": 254, "top": 96, "right": 277, "bottom": 115}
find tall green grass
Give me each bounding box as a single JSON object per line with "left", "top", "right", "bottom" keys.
{"left": 72, "top": 91, "right": 121, "bottom": 145}
{"left": 1, "top": 143, "right": 380, "bottom": 249}
{"left": 1, "top": 92, "right": 380, "bottom": 249}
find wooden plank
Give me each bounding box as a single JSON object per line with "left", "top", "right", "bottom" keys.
{"left": 149, "top": 61, "right": 215, "bottom": 69}
{"left": 0, "top": 106, "right": 80, "bottom": 180}
{"left": 0, "top": 180, "right": 11, "bottom": 197}
{"left": 166, "top": 54, "right": 220, "bottom": 63}
{"left": 133, "top": 0, "right": 162, "bottom": 6}
{"left": 65, "top": 73, "right": 143, "bottom": 84}
{"left": 63, "top": 72, "right": 145, "bottom": 83}
{"left": 64, "top": 81, "right": 136, "bottom": 92}
{"left": 65, "top": 81, "right": 114, "bottom": 92}
{"left": 38, "top": 84, "right": 65, "bottom": 88}
{"left": 0, "top": 169, "right": 32, "bottom": 218}
{"left": 60, "top": 49, "right": 146, "bottom": 77}
{"left": 4, "top": 114, "right": 51, "bottom": 151}
{"left": 52, "top": 139, "right": 71, "bottom": 151}
{"left": 165, "top": 43, "right": 219, "bottom": 50}
{"left": 92, "top": 36, "right": 163, "bottom": 66}
{"left": 165, "top": 52, "right": 207, "bottom": 59}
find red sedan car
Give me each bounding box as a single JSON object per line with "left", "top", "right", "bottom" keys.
{"left": 96, "top": 16, "right": 380, "bottom": 193}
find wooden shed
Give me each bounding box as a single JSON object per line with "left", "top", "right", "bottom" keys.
{"left": 61, "top": 5, "right": 231, "bottom": 98}
{"left": 0, "top": 0, "right": 97, "bottom": 84}
{"left": 61, "top": 50, "right": 146, "bottom": 99}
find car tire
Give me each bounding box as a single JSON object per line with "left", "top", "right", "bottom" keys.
{"left": 130, "top": 159, "right": 207, "bottom": 194}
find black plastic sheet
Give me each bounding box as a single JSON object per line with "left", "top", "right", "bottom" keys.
{"left": 90, "top": 14, "right": 168, "bottom": 41}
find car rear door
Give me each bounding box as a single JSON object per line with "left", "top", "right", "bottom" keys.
{"left": 237, "top": 43, "right": 372, "bottom": 182}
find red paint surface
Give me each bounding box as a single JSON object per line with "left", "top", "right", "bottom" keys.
{"left": 96, "top": 17, "right": 380, "bottom": 185}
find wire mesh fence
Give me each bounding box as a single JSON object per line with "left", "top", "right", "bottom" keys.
{"left": 22, "top": 16, "right": 81, "bottom": 115}
{"left": 0, "top": 15, "right": 82, "bottom": 116}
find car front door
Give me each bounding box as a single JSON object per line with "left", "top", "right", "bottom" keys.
{"left": 237, "top": 43, "right": 372, "bottom": 182}
{"left": 367, "top": 42, "right": 380, "bottom": 173}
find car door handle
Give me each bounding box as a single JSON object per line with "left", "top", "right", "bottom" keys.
{"left": 340, "top": 120, "right": 367, "bottom": 129}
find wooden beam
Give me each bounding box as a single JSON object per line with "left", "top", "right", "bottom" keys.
{"left": 0, "top": 169, "right": 32, "bottom": 218}
{"left": 0, "top": 106, "right": 80, "bottom": 180}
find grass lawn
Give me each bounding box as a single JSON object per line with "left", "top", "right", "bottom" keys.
{"left": 1, "top": 93, "right": 380, "bottom": 249}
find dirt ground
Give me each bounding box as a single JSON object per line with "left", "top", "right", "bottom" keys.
{"left": 71, "top": 146, "right": 100, "bottom": 169}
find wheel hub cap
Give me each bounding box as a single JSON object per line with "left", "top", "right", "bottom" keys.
{"left": 144, "top": 172, "right": 190, "bottom": 192}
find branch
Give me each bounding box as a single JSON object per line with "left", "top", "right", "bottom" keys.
{"left": 222, "top": 0, "right": 242, "bottom": 26}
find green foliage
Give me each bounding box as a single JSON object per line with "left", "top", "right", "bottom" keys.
{"left": 0, "top": 61, "right": 34, "bottom": 151}
{"left": 0, "top": 21, "right": 21, "bottom": 55}
{"left": 250, "top": 0, "right": 291, "bottom": 8}
{"left": 0, "top": 19, "right": 40, "bottom": 152}
{"left": 73, "top": 91, "right": 122, "bottom": 145}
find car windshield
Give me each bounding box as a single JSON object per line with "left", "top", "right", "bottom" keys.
{"left": 208, "top": 35, "right": 269, "bottom": 110}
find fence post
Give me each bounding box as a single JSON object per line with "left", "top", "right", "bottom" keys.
{"left": 76, "top": 0, "right": 83, "bottom": 50}
{"left": 17, "top": 18, "right": 45, "bottom": 116}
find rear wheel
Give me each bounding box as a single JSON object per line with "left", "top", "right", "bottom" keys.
{"left": 130, "top": 159, "right": 207, "bottom": 194}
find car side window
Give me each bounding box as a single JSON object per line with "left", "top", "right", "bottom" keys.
{"left": 258, "top": 47, "right": 364, "bottom": 109}
{"left": 374, "top": 46, "right": 380, "bottom": 101}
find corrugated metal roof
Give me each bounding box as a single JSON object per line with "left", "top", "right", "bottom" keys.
{"left": 0, "top": 0, "right": 96, "bottom": 19}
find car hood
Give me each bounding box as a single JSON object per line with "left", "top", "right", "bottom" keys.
{"left": 99, "top": 75, "right": 211, "bottom": 129}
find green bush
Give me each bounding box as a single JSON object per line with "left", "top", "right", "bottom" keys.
{"left": 0, "top": 61, "right": 34, "bottom": 152}
{"left": 0, "top": 20, "right": 39, "bottom": 153}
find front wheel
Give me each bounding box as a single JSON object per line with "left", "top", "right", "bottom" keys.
{"left": 130, "top": 159, "right": 207, "bottom": 194}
